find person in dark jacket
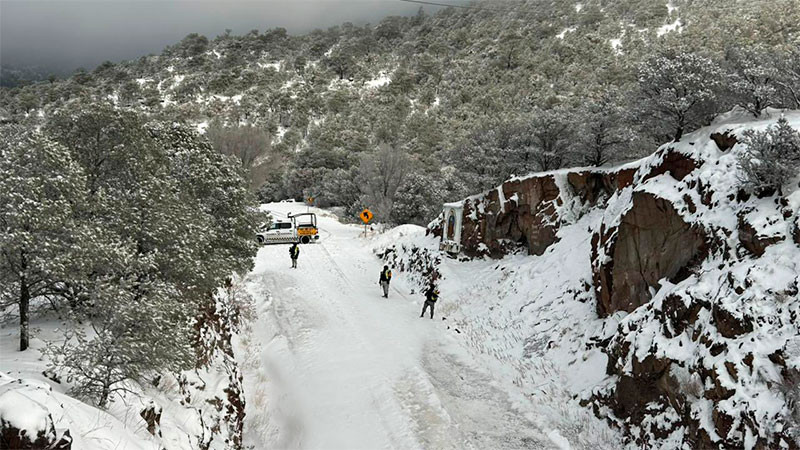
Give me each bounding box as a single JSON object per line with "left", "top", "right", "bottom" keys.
{"left": 289, "top": 242, "right": 300, "bottom": 268}
{"left": 420, "top": 285, "right": 438, "bottom": 319}
{"left": 378, "top": 265, "right": 392, "bottom": 298}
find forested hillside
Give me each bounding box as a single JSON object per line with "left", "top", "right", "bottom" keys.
{"left": 2, "top": 0, "right": 799, "bottom": 225}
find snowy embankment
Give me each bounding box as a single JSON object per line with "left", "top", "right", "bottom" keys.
{"left": 382, "top": 109, "right": 800, "bottom": 449}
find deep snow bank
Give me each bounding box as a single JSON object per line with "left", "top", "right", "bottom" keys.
{"left": 387, "top": 109, "right": 800, "bottom": 449}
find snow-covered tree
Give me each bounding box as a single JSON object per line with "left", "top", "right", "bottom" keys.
{"left": 725, "top": 44, "right": 782, "bottom": 117}
{"left": 0, "top": 126, "right": 87, "bottom": 351}
{"left": 776, "top": 46, "right": 800, "bottom": 109}
{"left": 37, "top": 110, "right": 260, "bottom": 407}
{"left": 738, "top": 117, "right": 800, "bottom": 195}
{"left": 637, "top": 51, "right": 724, "bottom": 142}
{"left": 572, "top": 90, "right": 634, "bottom": 166}
{"left": 526, "top": 106, "right": 575, "bottom": 171}
{"left": 357, "top": 143, "right": 410, "bottom": 222}
{"left": 391, "top": 171, "right": 444, "bottom": 225}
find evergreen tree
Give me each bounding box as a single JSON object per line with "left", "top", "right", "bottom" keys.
{"left": 738, "top": 117, "right": 800, "bottom": 195}
{"left": 0, "top": 126, "right": 87, "bottom": 351}
{"left": 725, "top": 44, "right": 782, "bottom": 117}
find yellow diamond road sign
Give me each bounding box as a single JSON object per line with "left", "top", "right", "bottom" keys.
{"left": 360, "top": 209, "right": 373, "bottom": 224}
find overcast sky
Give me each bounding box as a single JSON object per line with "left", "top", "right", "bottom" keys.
{"left": 0, "top": 0, "right": 463, "bottom": 74}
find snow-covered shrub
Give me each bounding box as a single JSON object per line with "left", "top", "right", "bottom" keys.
{"left": 44, "top": 279, "right": 195, "bottom": 408}
{"left": 738, "top": 117, "right": 800, "bottom": 195}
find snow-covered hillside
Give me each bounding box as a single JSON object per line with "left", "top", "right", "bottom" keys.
{"left": 379, "top": 110, "right": 800, "bottom": 449}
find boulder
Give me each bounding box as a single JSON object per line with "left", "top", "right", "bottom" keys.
{"left": 593, "top": 192, "right": 707, "bottom": 316}
{"left": 793, "top": 217, "right": 800, "bottom": 246}
{"left": 0, "top": 390, "right": 69, "bottom": 449}
{"left": 140, "top": 403, "right": 162, "bottom": 437}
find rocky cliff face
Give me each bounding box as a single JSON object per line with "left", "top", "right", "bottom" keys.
{"left": 436, "top": 110, "right": 800, "bottom": 448}
{"left": 455, "top": 166, "right": 636, "bottom": 258}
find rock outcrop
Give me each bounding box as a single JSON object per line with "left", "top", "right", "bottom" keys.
{"left": 432, "top": 111, "right": 800, "bottom": 449}
{"left": 592, "top": 191, "right": 707, "bottom": 316}
{"left": 0, "top": 379, "right": 72, "bottom": 450}
{"left": 456, "top": 167, "right": 635, "bottom": 258}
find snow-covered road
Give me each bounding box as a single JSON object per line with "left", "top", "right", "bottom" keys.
{"left": 240, "top": 204, "right": 549, "bottom": 449}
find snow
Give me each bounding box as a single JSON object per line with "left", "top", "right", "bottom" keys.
{"left": 257, "top": 61, "right": 282, "bottom": 70}
{"left": 0, "top": 389, "right": 50, "bottom": 438}
{"left": 666, "top": 1, "right": 678, "bottom": 14}
{"left": 557, "top": 27, "right": 577, "bottom": 39}
{"left": 657, "top": 18, "right": 682, "bottom": 37}
{"left": 365, "top": 73, "right": 392, "bottom": 89}
{"left": 195, "top": 121, "right": 209, "bottom": 134}
{"left": 240, "top": 203, "right": 621, "bottom": 448}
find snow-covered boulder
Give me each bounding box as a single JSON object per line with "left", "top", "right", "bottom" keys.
{"left": 0, "top": 377, "right": 72, "bottom": 449}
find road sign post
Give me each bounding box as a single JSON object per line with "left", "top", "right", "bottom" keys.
{"left": 359, "top": 209, "right": 373, "bottom": 237}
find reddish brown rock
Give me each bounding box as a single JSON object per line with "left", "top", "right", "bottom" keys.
{"left": 458, "top": 167, "right": 635, "bottom": 258}
{"left": 140, "top": 403, "right": 162, "bottom": 437}
{"left": 710, "top": 131, "right": 738, "bottom": 152}
{"left": 738, "top": 215, "right": 785, "bottom": 257}
{"left": 593, "top": 192, "right": 707, "bottom": 316}
{"left": 642, "top": 149, "right": 700, "bottom": 183}
{"left": 712, "top": 304, "right": 753, "bottom": 338}
{"left": 1, "top": 409, "right": 70, "bottom": 450}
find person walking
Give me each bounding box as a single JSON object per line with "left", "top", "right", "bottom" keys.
{"left": 289, "top": 242, "right": 300, "bottom": 268}
{"left": 378, "top": 265, "right": 392, "bottom": 298}
{"left": 420, "top": 285, "right": 438, "bottom": 319}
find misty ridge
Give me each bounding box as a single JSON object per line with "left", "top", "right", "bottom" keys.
{"left": 0, "top": 0, "right": 461, "bottom": 84}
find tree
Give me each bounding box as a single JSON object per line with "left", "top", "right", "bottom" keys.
{"left": 572, "top": 90, "right": 634, "bottom": 166}
{"left": 325, "top": 44, "right": 356, "bottom": 80}
{"left": 358, "top": 144, "right": 410, "bottom": 222}
{"left": 0, "top": 126, "right": 86, "bottom": 351}
{"left": 637, "top": 51, "right": 724, "bottom": 142}
{"left": 391, "top": 171, "right": 444, "bottom": 225}
{"left": 775, "top": 46, "right": 800, "bottom": 109}
{"left": 206, "top": 122, "right": 273, "bottom": 188}
{"left": 738, "top": 117, "right": 800, "bottom": 195}
{"left": 726, "top": 44, "right": 782, "bottom": 117}
{"left": 38, "top": 109, "right": 260, "bottom": 407}
{"left": 527, "top": 106, "right": 575, "bottom": 171}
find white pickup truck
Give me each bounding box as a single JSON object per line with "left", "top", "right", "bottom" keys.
{"left": 256, "top": 212, "right": 320, "bottom": 245}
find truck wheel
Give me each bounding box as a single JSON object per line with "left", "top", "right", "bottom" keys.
{"left": 301, "top": 236, "right": 310, "bottom": 244}
{"left": 257, "top": 235, "right": 265, "bottom": 244}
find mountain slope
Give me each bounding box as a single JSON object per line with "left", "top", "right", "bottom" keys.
{"left": 381, "top": 110, "right": 800, "bottom": 449}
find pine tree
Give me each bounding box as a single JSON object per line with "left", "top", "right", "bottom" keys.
{"left": 738, "top": 117, "right": 800, "bottom": 195}
{"left": 0, "top": 126, "right": 87, "bottom": 351}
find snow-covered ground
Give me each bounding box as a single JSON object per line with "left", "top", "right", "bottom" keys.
{"left": 239, "top": 203, "right": 621, "bottom": 449}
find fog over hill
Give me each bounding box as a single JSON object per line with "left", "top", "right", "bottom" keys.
{"left": 0, "top": 0, "right": 464, "bottom": 78}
